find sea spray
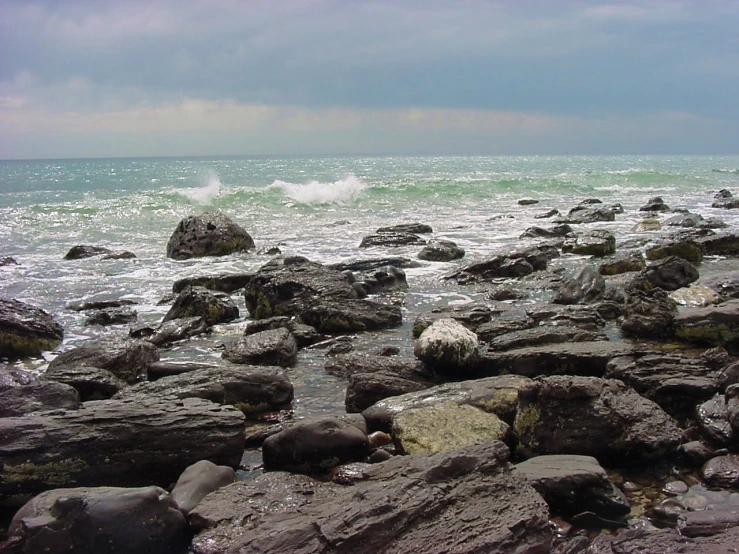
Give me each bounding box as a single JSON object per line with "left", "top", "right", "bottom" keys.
{"left": 271, "top": 174, "right": 368, "bottom": 204}
{"left": 176, "top": 172, "right": 223, "bottom": 203}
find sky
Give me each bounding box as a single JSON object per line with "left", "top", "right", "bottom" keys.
{"left": 1, "top": 0, "right": 738, "bottom": 159}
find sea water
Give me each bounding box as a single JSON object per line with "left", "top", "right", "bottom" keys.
{"left": 2, "top": 155, "right": 739, "bottom": 415}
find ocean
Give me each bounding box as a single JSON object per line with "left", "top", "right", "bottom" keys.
{"left": 2, "top": 154, "right": 739, "bottom": 416}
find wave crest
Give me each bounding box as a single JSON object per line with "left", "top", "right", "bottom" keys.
{"left": 177, "top": 173, "right": 222, "bottom": 203}
{"left": 272, "top": 174, "right": 367, "bottom": 204}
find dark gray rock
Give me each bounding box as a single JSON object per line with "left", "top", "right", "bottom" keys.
{"left": 66, "top": 298, "right": 136, "bottom": 312}
{"left": 476, "top": 314, "right": 537, "bottom": 342}
{"left": 559, "top": 205, "right": 615, "bottom": 224}
{"left": 712, "top": 189, "right": 739, "bottom": 209}
{"left": 598, "top": 253, "right": 646, "bottom": 276}
{"left": 345, "top": 372, "right": 428, "bottom": 413}
{"left": 728, "top": 384, "right": 739, "bottom": 434}
{"left": 514, "top": 375, "right": 682, "bottom": 462}
{"left": 376, "top": 222, "right": 433, "bottom": 234}
{"left": 325, "top": 352, "right": 428, "bottom": 380}
{"left": 518, "top": 198, "right": 539, "bottom": 206}
{"left": 189, "top": 441, "right": 552, "bottom": 554}
{"left": 297, "top": 298, "right": 402, "bottom": 333}
{"left": 5, "top": 486, "right": 189, "bottom": 554}
{"left": 0, "top": 397, "right": 245, "bottom": 508}
{"left": 222, "top": 328, "right": 298, "bottom": 367}
{"left": 619, "top": 288, "right": 678, "bottom": 339}
{"left": 262, "top": 416, "right": 369, "bottom": 472}
{"left": 412, "top": 303, "right": 495, "bottom": 338}
{"left": 515, "top": 455, "right": 630, "bottom": 520}
{"left": 702, "top": 454, "right": 739, "bottom": 487}
{"left": 553, "top": 266, "right": 606, "bottom": 304}
{"left": 520, "top": 224, "right": 573, "bottom": 239}
{"left": 243, "top": 316, "right": 325, "bottom": 348}
{"left": 162, "top": 286, "right": 238, "bottom": 325}
{"left": 43, "top": 365, "right": 127, "bottom": 401}
{"left": 628, "top": 256, "right": 699, "bottom": 292}
{"left": 172, "top": 273, "right": 253, "bottom": 294}
{"left": 0, "top": 256, "right": 19, "bottom": 266}
{"left": 639, "top": 196, "right": 670, "bottom": 212}
{"left": 166, "top": 211, "right": 255, "bottom": 259}
{"left": 486, "top": 325, "right": 608, "bottom": 352}
{"left": 0, "top": 298, "right": 64, "bottom": 358}
{"left": 84, "top": 307, "right": 137, "bottom": 326}
{"left": 47, "top": 337, "right": 158, "bottom": 384}
{"left": 696, "top": 394, "right": 733, "bottom": 446}
{"left": 0, "top": 379, "right": 80, "bottom": 417}
{"left": 526, "top": 304, "right": 607, "bottom": 330}
{"left": 170, "top": 460, "right": 235, "bottom": 515}
{"left": 114, "top": 364, "right": 293, "bottom": 414}
{"left": 130, "top": 316, "right": 210, "bottom": 347}
{"left": 695, "top": 232, "right": 739, "bottom": 256}
{"left": 359, "top": 231, "right": 426, "bottom": 248}
{"left": 535, "top": 208, "right": 559, "bottom": 219}
{"left": 563, "top": 229, "right": 616, "bottom": 257}
{"left": 63, "top": 245, "right": 112, "bottom": 260}
{"left": 701, "top": 271, "right": 739, "bottom": 301}
{"left": 674, "top": 300, "right": 739, "bottom": 347}
{"left": 678, "top": 509, "right": 739, "bottom": 538}
{"left": 418, "top": 240, "right": 465, "bottom": 261}
{"left": 328, "top": 257, "right": 417, "bottom": 272}
{"left": 646, "top": 240, "right": 703, "bottom": 264}
{"left": 584, "top": 526, "right": 739, "bottom": 553}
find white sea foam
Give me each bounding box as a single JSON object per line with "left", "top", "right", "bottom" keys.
{"left": 272, "top": 174, "right": 367, "bottom": 204}
{"left": 177, "top": 173, "right": 222, "bottom": 203}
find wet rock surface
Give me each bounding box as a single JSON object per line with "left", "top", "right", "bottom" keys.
{"left": 166, "top": 211, "right": 255, "bottom": 260}
{"left": 0, "top": 299, "right": 64, "bottom": 358}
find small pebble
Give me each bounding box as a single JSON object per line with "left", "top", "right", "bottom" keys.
{"left": 663, "top": 481, "right": 689, "bottom": 495}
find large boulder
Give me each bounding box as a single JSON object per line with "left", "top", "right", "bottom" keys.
{"left": 559, "top": 205, "right": 615, "bottom": 224}
{"left": 514, "top": 375, "right": 682, "bottom": 462}
{"left": 345, "top": 372, "right": 428, "bottom": 413}
{"left": 0, "top": 397, "right": 245, "bottom": 508}
{"left": 619, "top": 288, "right": 678, "bottom": 339}
{"left": 412, "top": 303, "right": 495, "bottom": 338}
{"left": 485, "top": 325, "right": 608, "bottom": 352}
{"left": 172, "top": 273, "right": 253, "bottom": 294}
{"left": 552, "top": 265, "right": 606, "bottom": 304}
{"left": 417, "top": 240, "right": 465, "bottom": 262}
{"left": 712, "top": 189, "right": 739, "bottom": 209}
{"left": 674, "top": 300, "right": 739, "bottom": 347}
{"left": 0, "top": 379, "right": 80, "bottom": 417}
{"left": 130, "top": 316, "right": 210, "bottom": 347}
{"left": 43, "top": 365, "right": 127, "bottom": 401}
{"left": 563, "top": 229, "right": 616, "bottom": 257}
{"left": 4, "top": 486, "right": 189, "bottom": 554}
{"left": 413, "top": 318, "right": 479, "bottom": 375}
{"left": 646, "top": 240, "right": 703, "bottom": 264}
{"left": 47, "top": 337, "right": 159, "bottom": 384}
{"left": 598, "top": 253, "right": 646, "bottom": 276}
{"left": 0, "top": 298, "right": 63, "bottom": 358}
{"left": 297, "top": 298, "right": 402, "bottom": 333}
{"left": 627, "top": 255, "right": 700, "bottom": 292}
{"left": 170, "top": 460, "right": 235, "bottom": 515}
{"left": 189, "top": 442, "right": 553, "bottom": 554}
{"left": 166, "top": 212, "right": 255, "bottom": 260}
{"left": 639, "top": 196, "right": 670, "bottom": 212}
{"left": 222, "top": 328, "right": 298, "bottom": 367}
{"left": 162, "top": 286, "right": 239, "bottom": 325}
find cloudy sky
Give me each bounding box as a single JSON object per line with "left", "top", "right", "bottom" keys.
{"left": 1, "top": 0, "right": 738, "bottom": 159}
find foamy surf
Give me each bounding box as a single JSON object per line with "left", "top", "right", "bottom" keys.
{"left": 176, "top": 173, "right": 223, "bottom": 203}
{"left": 271, "top": 174, "right": 367, "bottom": 204}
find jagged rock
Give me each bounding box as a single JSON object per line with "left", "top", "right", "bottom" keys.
{"left": 170, "top": 460, "right": 235, "bottom": 515}
{"left": 0, "top": 298, "right": 63, "bottom": 358}
{"left": 172, "top": 273, "right": 253, "bottom": 294}
{"left": 345, "top": 372, "right": 429, "bottom": 413}
{"left": 43, "top": 365, "right": 127, "bottom": 401}
{"left": 0, "top": 379, "right": 80, "bottom": 417}
{"left": 696, "top": 394, "right": 733, "bottom": 446}
{"left": 417, "top": 240, "right": 465, "bottom": 261}
{"left": 297, "top": 298, "right": 402, "bottom": 333}
{"left": 702, "top": 454, "right": 739, "bottom": 488}
{"left": 535, "top": 209, "right": 559, "bottom": 219}
{"left": 63, "top": 245, "right": 112, "bottom": 260}
{"left": 514, "top": 375, "right": 682, "bottom": 461}
{"left": 639, "top": 196, "right": 670, "bottom": 212}
{"left": 552, "top": 265, "right": 606, "bottom": 304}
{"left": 414, "top": 318, "right": 479, "bottom": 375}
{"left": 130, "top": 316, "right": 210, "bottom": 347}
{"left": 515, "top": 455, "right": 630, "bottom": 520}
{"left": 346, "top": 265, "right": 408, "bottom": 296}
{"left": 243, "top": 316, "right": 325, "bottom": 348}
{"left": 563, "top": 229, "right": 616, "bottom": 257}
{"left": 4, "top": 486, "right": 189, "bottom": 554}
{"left": 189, "top": 441, "right": 552, "bottom": 554}
{"left": 84, "top": 307, "right": 137, "bottom": 326}
{"left": 702, "top": 271, "right": 739, "bottom": 300}
{"left": 0, "top": 397, "right": 245, "bottom": 508}
{"left": 162, "top": 286, "right": 238, "bottom": 325}
{"left": 674, "top": 300, "right": 739, "bottom": 347}
{"left": 47, "top": 337, "right": 158, "bottom": 384}
{"left": 262, "top": 416, "right": 369, "bottom": 472}
{"left": 598, "top": 253, "right": 646, "bottom": 275}
{"left": 328, "top": 257, "right": 417, "bottom": 272}
{"left": 222, "top": 328, "right": 298, "bottom": 367}
{"left": 486, "top": 325, "right": 607, "bottom": 352}
{"left": 449, "top": 247, "right": 550, "bottom": 282}
{"left": 166, "top": 212, "right": 255, "bottom": 260}
{"left": 628, "top": 256, "right": 700, "bottom": 292}
{"left": 619, "top": 288, "right": 678, "bottom": 339}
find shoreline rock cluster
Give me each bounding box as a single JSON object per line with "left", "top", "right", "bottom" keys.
{"left": 3, "top": 194, "right": 739, "bottom": 553}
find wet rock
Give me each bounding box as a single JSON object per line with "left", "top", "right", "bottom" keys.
{"left": 678, "top": 441, "right": 717, "bottom": 466}
{"left": 695, "top": 232, "right": 739, "bottom": 256}
{"left": 262, "top": 416, "right": 369, "bottom": 472}
{"left": 413, "top": 318, "right": 479, "bottom": 375}
{"left": 146, "top": 360, "right": 217, "bottom": 380}
{"left": 347, "top": 265, "right": 408, "bottom": 295}
{"left": 452, "top": 255, "right": 535, "bottom": 281}
{"left": 728, "top": 384, "right": 739, "bottom": 433}
{"left": 243, "top": 316, "right": 325, "bottom": 348}
{"left": 166, "top": 211, "right": 255, "bottom": 260}
{"left": 345, "top": 372, "right": 429, "bottom": 413}
{"left": 328, "top": 257, "right": 417, "bottom": 272}
{"left": 0, "top": 379, "right": 80, "bottom": 417}
{"left": 514, "top": 375, "right": 682, "bottom": 462}
{"left": 84, "top": 307, "right": 137, "bottom": 326}
{"left": 712, "top": 189, "right": 739, "bottom": 209}
{"left": 114, "top": 364, "right": 293, "bottom": 414}
{"left": 486, "top": 325, "right": 607, "bottom": 352}
{"left": 476, "top": 315, "right": 537, "bottom": 342}
{"left": 678, "top": 509, "right": 739, "bottom": 537}
{"left": 646, "top": 240, "right": 703, "bottom": 264}
{"left": 376, "top": 222, "right": 433, "bottom": 234}
{"left": 172, "top": 273, "right": 253, "bottom": 294}
{"left": 527, "top": 304, "right": 607, "bottom": 330}
{"left": 563, "top": 229, "right": 616, "bottom": 257}
{"left": 362, "top": 374, "right": 533, "bottom": 432}
{"left": 559, "top": 205, "right": 615, "bottom": 224}
{"left": 627, "top": 255, "right": 699, "bottom": 292}
{"left": 0, "top": 298, "right": 64, "bottom": 358}
{"left": 66, "top": 298, "right": 136, "bottom": 312}
{"left": 639, "top": 196, "right": 670, "bottom": 212}
{"left": 43, "top": 365, "right": 127, "bottom": 401}
{"left": 0, "top": 256, "right": 19, "bottom": 266}
{"left": 552, "top": 265, "right": 606, "bottom": 304}
{"left": 598, "top": 253, "right": 646, "bottom": 276}
{"left": 412, "top": 303, "right": 495, "bottom": 338}
{"left": 190, "top": 441, "right": 552, "bottom": 554}
{"left": 535, "top": 208, "right": 559, "bottom": 219}
{"left": 325, "top": 352, "right": 427, "bottom": 380}
{"left": 702, "top": 454, "right": 739, "bottom": 487}
{"left": 63, "top": 245, "right": 113, "bottom": 260}
{"left": 392, "top": 402, "right": 511, "bottom": 454}
{"left": 586, "top": 526, "right": 739, "bottom": 553}
{"left": 47, "top": 337, "right": 159, "bottom": 384}
{"left": 632, "top": 218, "right": 661, "bottom": 232}
{"left": 515, "top": 455, "right": 630, "bottom": 520}
{"left": 130, "top": 316, "right": 210, "bottom": 347}
{"left": 5, "top": 486, "right": 189, "bottom": 554}
{"left": 696, "top": 394, "right": 733, "bottom": 446}
{"left": 702, "top": 271, "right": 739, "bottom": 300}
{"left": 0, "top": 397, "right": 245, "bottom": 507}
{"left": 222, "top": 328, "right": 298, "bottom": 367}
{"left": 170, "top": 460, "right": 235, "bottom": 515}
{"left": 670, "top": 285, "right": 722, "bottom": 307}
{"left": 162, "top": 286, "right": 238, "bottom": 326}
{"left": 418, "top": 240, "right": 465, "bottom": 261}
{"left": 674, "top": 300, "right": 739, "bottom": 347}
{"left": 297, "top": 298, "right": 402, "bottom": 333}
{"left": 619, "top": 288, "right": 677, "bottom": 339}
{"left": 101, "top": 250, "right": 136, "bottom": 260}
{"left": 520, "top": 224, "right": 574, "bottom": 239}
{"left": 518, "top": 198, "right": 539, "bottom": 206}
{"left": 359, "top": 231, "right": 426, "bottom": 248}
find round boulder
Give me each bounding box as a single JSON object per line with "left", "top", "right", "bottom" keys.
{"left": 166, "top": 212, "right": 255, "bottom": 260}
{"left": 413, "top": 318, "right": 479, "bottom": 374}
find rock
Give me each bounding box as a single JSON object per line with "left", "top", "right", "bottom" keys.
{"left": 5, "top": 486, "right": 189, "bottom": 554}
{"left": 417, "top": 240, "right": 465, "bottom": 261}
{"left": 670, "top": 285, "right": 722, "bottom": 307}
{"left": 66, "top": 298, "right": 136, "bottom": 312}
{"left": 162, "top": 286, "right": 238, "bottom": 326}
{"left": 189, "top": 441, "right": 552, "bottom": 554}
{"left": 646, "top": 240, "right": 703, "bottom": 264}
{"left": 101, "top": 250, "right": 136, "bottom": 259}
{"left": 262, "top": 416, "right": 369, "bottom": 472}
{"left": 678, "top": 441, "right": 717, "bottom": 466}
{"left": 359, "top": 231, "right": 426, "bottom": 248}
{"left": 244, "top": 316, "right": 325, "bottom": 348}
{"left": 84, "top": 307, "right": 137, "bottom": 326}
{"left": 328, "top": 257, "right": 417, "bottom": 272}
{"left": 297, "top": 298, "right": 402, "bottom": 333}
{"left": 63, "top": 245, "right": 112, "bottom": 260}
{"left": 695, "top": 232, "right": 739, "bottom": 256}
{"left": 0, "top": 256, "right": 19, "bottom": 266}
{"left": 222, "top": 328, "right": 298, "bottom": 367}
{"left": 606, "top": 354, "right": 719, "bottom": 421}
{"left": 559, "top": 205, "right": 615, "bottom": 224}
{"left": 376, "top": 222, "right": 433, "bottom": 234}
{"left": 412, "top": 303, "right": 495, "bottom": 338}
{"left": 413, "top": 318, "right": 479, "bottom": 375}
{"left": 535, "top": 209, "right": 559, "bottom": 219}
{"left": 170, "top": 460, "right": 235, "bottom": 515}
{"left": 518, "top": 198, "right": 539, "bottom": 206}
{"left": 563, "top": 229, "right": 616, "bottom": 257}
{"left": 674, "top": 300, "right": 739, "bottom": 347}
{"left": 526, "top": 304, "right": 607, "bottom": 330}
{"left": 712, "top": 189, "right": 739, "bottom": 209}
{"left": 114, "top": 364, "right": 293, "bottom": 415}
{"left": 702, "top": 454, "right": 739, "bottom": 487}
{"left": 585, "top": 526, "right": 739, "bottom": 553}
{"left": 619, "top": 288, "right": 677, "bottom": 339}
{"left": 392, "top": 402, "right": 511, "bottom": 455}
{"left": 696, "top": 394, "right": 733, "bottom": 446}
{"left": 515, "top": 455, "right": 630, "bottom": 520}
{"left": 514, "top": 375, "right": 682, "bottom": 462}
{"left": 166, "top": 211, "right": 255, "bottom": 260}
{"left": 130, "top": 316, "right": 210, "bottom": 347}
{"left": 0, "top": 379, "right": 80, "bottom": 417}
{"left": 146, "top": 360, "right": 217, "bottom": 380}
{"left": 450, "top": 255, "right": 535, "bottom": 282}
{"left": 325, "top": 352, "right": 427, "bottom": 380}
{"left": 172, "top": 273, "right": 253, "bottom": 294}
{"left": 628, "top": 256, "right": 700, "bottom": 292}
{"left": 631, "top": 218, "right": 661, "bottom": 232}
{"left": 728, "top": 384, "right": 739, "bottom": 433}
{"left": 362, "top": 374, "right": 533, "bottom": 433}
{"left": 639, "top": 196, "right": 670, "bottom": 212}
{"left": 345, "top": 372, "right": 428, "bottom": 413}
{"left": 47, "top": 337, "right": 159, "bottom": 384}
{"left": 702, "top": 271, "right": 739, "bottom": 300}
{"left": 486, "top": 325, "right": 607, "bottom": 352}
{"left": 552, "top": 265, "right": 606, "bottom": 304}
{"left": 598, "top": 253, "right": 646, "bottom": 276}
{"left": 678, "top": 509, "right": 739, "bottom": 538}
{"left": 0, "top": 298, "right": 64, "bottom": 358}
{"left": 346, "top": 265, "right": 408, "bottom": 295}
{"left": 43, "top": 365, "right": 126, "bottom": 401}
{"left": 0, "top": 397, "right": 245, "bottom": 508}
{"left": 520, "top": 224, "right": 573, "bottom": 239}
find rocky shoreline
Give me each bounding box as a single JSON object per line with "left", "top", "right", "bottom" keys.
{"left": 2, "top": 194, "right": 739, "bottom": 553}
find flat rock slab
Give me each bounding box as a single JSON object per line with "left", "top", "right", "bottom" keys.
{"left": 674, "top": 299, "right": 739, "bottom": 346}
{"left": 0, "top": 298, "right": 64, "bottom": 358}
